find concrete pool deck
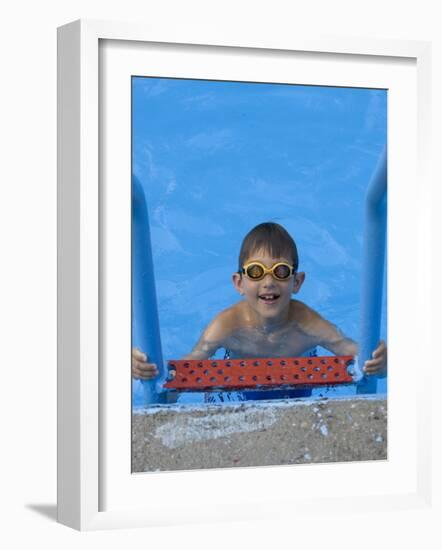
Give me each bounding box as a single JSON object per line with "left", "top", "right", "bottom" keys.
{"left": 132, "top": 395, "right": 387, "bottom": 472}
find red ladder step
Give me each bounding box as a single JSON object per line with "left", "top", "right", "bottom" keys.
{"left": 163, "top": 355, "right": 355, "bottom": 392}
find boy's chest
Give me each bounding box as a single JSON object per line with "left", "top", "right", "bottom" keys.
{"left": 226, "top": 325, "right": 316, "bottom": 357}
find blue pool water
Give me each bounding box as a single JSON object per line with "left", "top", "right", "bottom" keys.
{"left": 132, "top": 77, "right": 387, "bottom": 406}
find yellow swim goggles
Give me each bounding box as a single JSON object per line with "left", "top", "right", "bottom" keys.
{"left": 240, "top": 261, "right": 295, "bottom": 281}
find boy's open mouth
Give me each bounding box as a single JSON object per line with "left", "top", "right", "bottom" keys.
{"left": 258, "top": 293, "right": 280, "bottom": 304}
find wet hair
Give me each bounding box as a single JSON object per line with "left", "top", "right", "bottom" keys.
{"left": 238, "top": 222, "right": 299, "bottom": 271}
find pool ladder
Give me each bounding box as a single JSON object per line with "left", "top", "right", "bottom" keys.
{"left": 132, "top": 146, "right": 387, "bottom": 402}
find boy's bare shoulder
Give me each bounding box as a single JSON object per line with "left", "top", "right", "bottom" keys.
{"left": 289, "top": 300, "right": 330, "bottom": 336}
{"left": 204, "top": 302, "right": 246, "bottom": 340}
{"left": 289, "top": 299, "right": 318, "bottom": 320}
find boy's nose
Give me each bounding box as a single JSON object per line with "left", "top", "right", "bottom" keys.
{"left": 262, "top": 274, "right": 276, "bottom": 285}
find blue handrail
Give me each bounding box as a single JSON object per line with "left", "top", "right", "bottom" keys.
{"left": 132, "top": 176, "right": 165, "bottom": 404}
{"left": 357, "top": 147, "right": 387, "bottom": 394}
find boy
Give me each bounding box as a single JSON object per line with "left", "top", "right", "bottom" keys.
{"left": 132, "top": 222, "right": 387, "bottom": 397}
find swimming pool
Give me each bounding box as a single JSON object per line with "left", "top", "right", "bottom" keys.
{"left": 131, "top": 77, "right": 387, "bottom": 406}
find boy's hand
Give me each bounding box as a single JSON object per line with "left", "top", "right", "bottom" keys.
{"left": 132, "top": 348, "right": 159, "bottom": 380}
{"left": 363, "top": 340, "right": 387, "bottom": 376}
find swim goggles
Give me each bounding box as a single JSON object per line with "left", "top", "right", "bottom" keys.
{"left": 240, "top": 261, "right": 295, "bottom": 281}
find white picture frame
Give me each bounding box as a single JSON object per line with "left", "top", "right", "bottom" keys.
{"left": 57, "top": 19, "right": 434, "bottom": 531}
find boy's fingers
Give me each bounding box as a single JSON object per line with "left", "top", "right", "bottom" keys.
{"left": 132, "top": 356, "right": 159, "bottom": 379}
{"left": 364, "top": 366, "right": 380, "bottom": 375}
{"left": 372, "top": 341, "right": 386, "bottom": 359}
{"left": 133, "top": 365, "right": 159, "bottom": 380}
{"left": 132, "top": 355, "right": 149, "bottom": 368}
{"left": 361, "top": 341, "right": 387, "bottom": 375}
{"left": 363, "top": 357, "right": 386, "bottom": 374}
{"left": 363, "top": 358, "right": 380, "bottom": 370}
{"left": 366, "top": 355, "right": 382, "bottom": 366}
{"left": 133, "top": 348, "right": 147, "bottom": 362}
{"left": 136, "top": 362, "right": 158, "bottom": 374}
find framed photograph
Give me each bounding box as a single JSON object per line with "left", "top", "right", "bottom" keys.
{"left": 58, "top": 19, "right": 433, "bottom": 530}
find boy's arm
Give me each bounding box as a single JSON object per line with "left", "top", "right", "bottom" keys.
{"left": 316, "top": 320, "right": 358, "bottom": 357}
{"left": 162, "top": 316, "right": 230, "bottom": 403}
{"left": 181, "top": 313, "right": 231, "bottom": 360}
{"left": 303, "top": 307, "right": 386, "bottom": 375}
{"left": 181, "top": 337, "right": 221, "bottom": 360}
{"left": 299, "top": 306, "right": 357, "bottom": 356}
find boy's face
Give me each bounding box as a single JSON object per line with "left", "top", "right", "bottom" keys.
{"left": 232, "top": 249, "right": 305, "bottom": 322}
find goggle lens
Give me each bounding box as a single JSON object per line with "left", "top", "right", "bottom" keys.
{"left": 273, "top": 264, "right": 291, "bottom": 279}
{"left": 246, "top": 264, "right": 265, "bottom": 279}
